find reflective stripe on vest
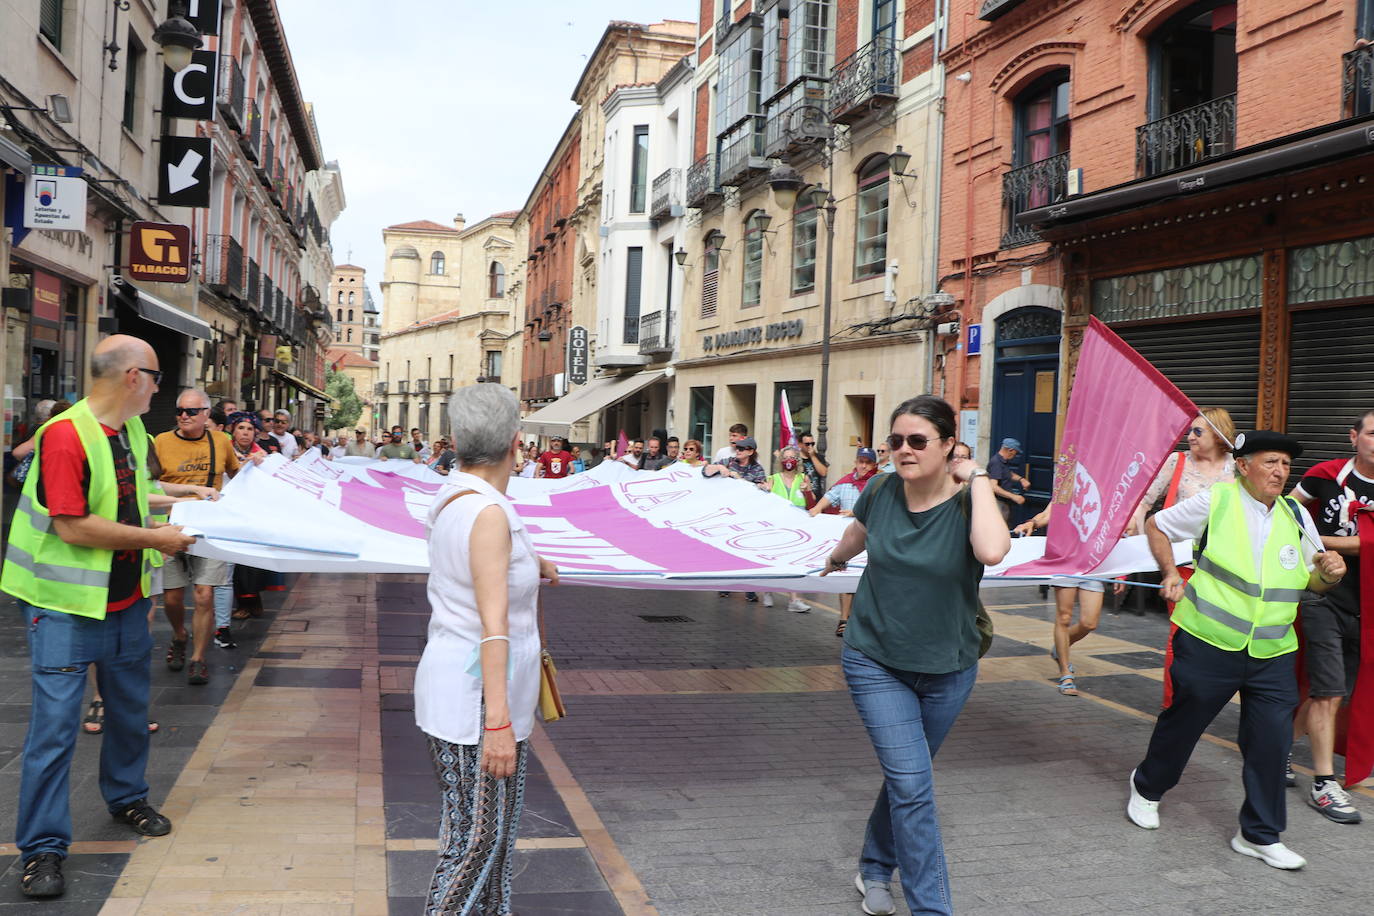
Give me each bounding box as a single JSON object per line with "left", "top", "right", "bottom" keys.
{"left": 4, "top": 542, "right": 110, "bottom": 589}
{"left": 1170, "top": 481, "right": 1308, "bottom": 658}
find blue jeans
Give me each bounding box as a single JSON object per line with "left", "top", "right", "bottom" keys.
{"left": 213, "top": 563, "right": 235, "bottom": 629}
{"left": 842, "top": 644, "right": 977, "bottom": 916}
{"left": 17, "top": 600, "right": 153, "bottom": 859}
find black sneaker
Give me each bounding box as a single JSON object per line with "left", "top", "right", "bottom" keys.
{"left": 1309, "top": 778, "right": 1362, "bottom": 824}
{"left": 20, "top": 853, "right": 64, "bottom": 897}
{"left": 112, "top": 799, "right": 172, "bottom": 837}
{"left": 213, "top": 627, "right": 236, "bottom": 649}
{"left": 1285, "top": 754, "right": 1296, "bottom": 788}
{"left": 745, "top": 592, "right": 758, "bottom": 603}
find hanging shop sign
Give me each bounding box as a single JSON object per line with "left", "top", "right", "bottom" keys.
{"left": 128, "top": 221, "right": 192, "bottom": 282}
{"left": 23, "top": 165, "right": 86, "bottom": 231}
{"left": 162, "top": 49, "right": 219, "bottom": 120}
{"left": 567, "top": 325, "right": 589, "bottom": 386}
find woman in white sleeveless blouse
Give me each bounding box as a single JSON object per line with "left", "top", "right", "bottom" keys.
{"left": 415, "top": 384, "right": 557, "bottom": 916}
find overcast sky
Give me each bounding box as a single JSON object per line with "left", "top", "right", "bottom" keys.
{"left": 275, "top": 1, "right": 697, "bottom": 307}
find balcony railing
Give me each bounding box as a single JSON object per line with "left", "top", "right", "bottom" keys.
{"left": 1344, "top": 45, "right": 1374, "bottom": 118}
{"left": 242, "top": 98, "right": 261, "bottom": 162}
{"left": 259, "top": 134, "right": 276, "bottom": 187}
{"left": 637, "top": 311, "right": 672, "bottom": 357}
{"left": 375, "top": 381, "right": 389, "bottom": 396}
{"left": 437, "top": 376, "right": 453, "bottom": 393}
{"left": 218, "top": 56, "right": 245, "bottom": 130}
{"left": 204, "top": 234, "right": 244, "bottom": 296}
{"left": 718, "top": 117, "right": 767, "bottom": 186}
{"left": 1001, "top": 152, "right": 1069, "bottom": 249}
{"left": 686, "top": 153, "right": 722, "bottom": 208}
{"left": 649, "top": 168, "right": 682, "bottom": 221}
{"left": 396, "top": 380, "right": 410, "bottom": 394}
{"left": 416, "top": 378, "right": 430, "bottom": 394}
{"left": 830, "top": 37, "right": 899, "bottom": 125}
{"left": 246, "top": 259, "right": 260, "bottom": 312}
{"left": 1135, "top": 93, "right": 1236, "bottom": 177}
{"left": 764, "top": 77, "right": 831, "bottom": 158}
{"left": 262, "top": 275, "right": 275, "bottom": 322}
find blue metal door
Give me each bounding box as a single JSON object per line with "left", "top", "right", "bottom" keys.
{"left": 991, "top": 307, "right": 1062, "bottom": 513}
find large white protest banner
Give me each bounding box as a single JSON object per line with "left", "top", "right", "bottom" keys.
{"left": 171, "top": 455, "right": 1187, "bottom": 593}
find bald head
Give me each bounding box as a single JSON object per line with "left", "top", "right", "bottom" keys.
{"left": 91, "top": 335, "right": 154, "bottom": 380}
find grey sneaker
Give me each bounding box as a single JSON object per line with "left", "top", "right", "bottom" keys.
{"left": 1309, "top": 778, "right": 1362, "bottom": 824}
{"left": 854, "top": 873, "right": 895, "bottom": 916}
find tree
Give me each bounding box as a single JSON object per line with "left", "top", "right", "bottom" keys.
{"left": 324, "top": 368, "right": 363, "bottom": 431}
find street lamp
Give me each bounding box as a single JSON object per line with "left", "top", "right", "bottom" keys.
{"left": 673, "top": 247, "right": 688, "bottom": 267}
{"left": 770, "top": 159, "right": 837, "bottom": 458}
{"left": 537, "top": 329, "right": 552, "bottom": 350}
{"left": 888, "top": 145, "right": 913, "bottom": 179}
{"left": 153, "top": 8, "right": 203, "bottom": 72}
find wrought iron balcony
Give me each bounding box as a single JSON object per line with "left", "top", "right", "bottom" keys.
{"left": 637, "top": 311, "right": 672, "bottom": 357}
{"left": 218, "top": 56, "right": 245, "bottom": 131}
{"left": 650, "top": 168, "right": 682, "bottom": 221}
{"left": 1001, "top": 152, "right": 1069, "bottom": 249}
{"left": 1344, "top": 45, "right": 1374, "bottom": 118}
{"left": 204, "top": 234, "right": 244, "bottom": 296}
{"left": 1135, "top": 93, "right": 1236, "bottom": 178}
{"left": 717, "top": 117, "right": 767, "bottom": 186}
{"left": 830, "top": 37, "right": 899, "bottom": 125}
{"left": 241, "top": 98, "right": 261, "bottom": 162}
{"left": 686, "top": 154, "right": 722, "bottom": 208}
{"left": 397, "top": 380, "right": 410, "bottom": 394}
{"left": 375, "top": 381, "right": 388, "bottom": 396}
{"left": 259, "top": 135, "right": 276, "bottom": 188}
{"left": 246, "top": 259, "right": 260, "bottom": 312}
{"left": 437, "top": 376, "right": 453, "bottom": 393}
{"left": 416, "top": 378, "right": 430, "bottom": 394}
{"left": 764, "top": 78, "right": 831, "bottom": 158}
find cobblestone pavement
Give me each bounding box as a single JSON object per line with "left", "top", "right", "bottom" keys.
{"left": 2, "top": 577, "right": 1373, "bottom": 915}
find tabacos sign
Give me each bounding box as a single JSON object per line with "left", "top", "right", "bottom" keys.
{"left": 128, "top": 221, "right": 192, "bottom": 282}
{"left": 703, "top": 318, "right": 804, "bottom": 352}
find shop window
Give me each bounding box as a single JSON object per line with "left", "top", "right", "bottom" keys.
{"left": 854, "top": 157, "right": 889, "bottom": 279}
{"left": 791, "top": 194, "right": 818, "bottom": 293}
{"left": 742, "top": 211, "right": 765, "bottom": 307}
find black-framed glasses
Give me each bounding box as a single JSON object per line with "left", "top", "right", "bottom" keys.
{"left": 175, "top": 406, "right": 207, "bottom": 417}
{"left": 132, "top": 367, "right": 162, "bottom": 385}
{"left": 887, "top": 433, "right": 945, "bottom": 452}
{"left": 801, "top": 440, "right": 815, "bottom": 447}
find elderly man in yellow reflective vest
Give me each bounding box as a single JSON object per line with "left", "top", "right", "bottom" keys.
{"left": 0, "top": 335, "right": 195, "bottom": 899}
{"left": 1127, "top": 430, "right": 1346, "bottom": 871}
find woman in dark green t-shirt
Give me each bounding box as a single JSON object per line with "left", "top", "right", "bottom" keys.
{"left": 821, "top": 395, "right": 1009, "bottom": 916}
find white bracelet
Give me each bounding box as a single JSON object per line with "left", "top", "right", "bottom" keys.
{"left": 479, "top": 636, "right": 510, "bottom": 645}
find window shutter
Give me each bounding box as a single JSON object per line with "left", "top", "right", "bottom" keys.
{"left": 39, "top": 0, "right": 62, "bottom": 46}
{"left": 624, "top": 247, "right": 643, "bottom": 343}
{"left": 701, "top": 268, "right": 719, "bottom": 320}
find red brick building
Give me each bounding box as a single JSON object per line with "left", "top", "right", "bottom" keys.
{"left": 940, "top": 0, "right": 1374, "bottom": 491}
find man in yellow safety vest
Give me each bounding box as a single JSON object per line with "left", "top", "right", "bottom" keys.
{"left": 1, "top": 335, "right": 195, "bottom": 898}
{"left": 1127, "top": 429, "right": 1346, "bottom": 870}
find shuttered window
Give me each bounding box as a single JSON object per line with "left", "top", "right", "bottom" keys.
{"left": 1113, "top": 316, "right": 1261, "bottom": 432}
{"left": 39, "top": 0, "right": 62, "bottom": 48}
{"left": 701, "top": 241, "right": 720, "bottom": 320}
{"left": 1286, "top": 306, "right": 1374, "bottom": 476}
{"left": 624, "top": 247, "right": 643, "bottom": 344}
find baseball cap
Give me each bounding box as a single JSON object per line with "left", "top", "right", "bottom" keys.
{"left": 1001, "top": 438, "right": 1022, "bottom": 451}
{"left": 735, "top": 436, "right": 758, "bottom": 449}
{"left": 856, "top": 447, "right": 877, "bottom": 461}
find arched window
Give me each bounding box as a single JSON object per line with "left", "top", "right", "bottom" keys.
{"left": 431, "top": 251, "right": 445, "bottom": 275}
{"left": 337, "top": 290, "right": 343, "bottom": 304}
{"left": 334, "top": 330, "right": 341, "bottom": 342}
{"left": 346, "top": 328, "right": 353, "bottom": 342}
{"left": 336, "top": 308, "right": 343, "bottom": 321}
{"left": 348, "top": 291, "right": 355, "bottom": 305}
{"left": 488, "top": 262, "right": 506, "bottom": 298}
{"left": 791, "top": 190, "right": 818, "bottom": 293}
{"left": 854, "top": 156, "right": 889, "bottom": 279}
{"left": 348, "top": 309, "right": 354, "bottom": 322}
{"left": 1013, "top": 71, "right": 1071, "bottom": 168}
{"left": 742, "top": 211, "right": 765, "bottom": 307}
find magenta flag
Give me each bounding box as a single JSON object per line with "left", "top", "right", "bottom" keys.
{"left": 615, "top": 429, "right": 630, "bottom": 459}
{"left": 778, "top": 390, "right": 797, "bottom": 451}
{"left": 1005, "top": 317, "right": 1195, "bottom": 577}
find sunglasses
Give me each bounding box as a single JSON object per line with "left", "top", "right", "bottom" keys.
{"left": 131, "top": 367, "right": 163, "bottom": 385}
{"left": 735, "top": 446, "right": 755, "bottom": 451}
{"left": 886, "top": 433, "right": 946, "bottom": 452}
{"left": 1189, "top": 427, "right": 1206, "bottom": 437}
{"left": 175, "top": 406, "right": 208, "bottom": 416}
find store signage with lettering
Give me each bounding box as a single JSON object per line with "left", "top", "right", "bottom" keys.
{"left": 184, "top": 0, "right": 223, "bottom": 36}
{"left": 162, "top": 49, "right": 219, "bottom": 120}
{"left": 128, "top": 221, "right": 192, "bottom": 282}
{"left": 703, "top": 318, "right": 804, "bottom": 352}
{"left": 23, "top": 165, "right": 87, "bottom": 231}
{"left": 567, "top": 325, "right": 589, "bottom": 386}
{"left": 258, "top": 334, "right": 278, "bottom": 367}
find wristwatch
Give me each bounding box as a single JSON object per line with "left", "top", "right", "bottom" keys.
{"left": 967, "top": 469, "right": 990, "bottom": 482}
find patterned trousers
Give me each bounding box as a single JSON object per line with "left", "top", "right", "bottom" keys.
{"left": 424, "top": 733, "right": 529, "bottom": 915}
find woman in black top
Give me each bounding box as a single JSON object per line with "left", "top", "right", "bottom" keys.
{"left": 822, "top": 395, "right": 1008, "bottom": 915}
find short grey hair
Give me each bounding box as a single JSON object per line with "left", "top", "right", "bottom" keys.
{"left": 780, "top": 445, "right": 801, "bottom": 461}
{"left": 177, "top": 388, "right": 210, "bottom": 407}
{"left": 449, "top": 384, "right": 519, "bottom": 466}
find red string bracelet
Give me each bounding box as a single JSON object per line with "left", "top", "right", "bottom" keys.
{"left": 484, "top": 722, "right": 511, "bottom": 732}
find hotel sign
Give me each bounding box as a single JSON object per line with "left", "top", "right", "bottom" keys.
{"left": 567, "top": 325, "right": 589, "bottom": 386}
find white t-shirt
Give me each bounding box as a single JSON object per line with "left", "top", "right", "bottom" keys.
{"left": 617, "top": 452, "right": 641, "bottom": 469}
{"left": 414, "top": 472, "right": 542, "bottom": 745}
{"left": 272, "top": 430, "right": 298, "bottom": 459}
{"left": 1153, "top": 484, "right": 1323, "bottom": 575}
{"left": 713, "top": 444, "right": 736, "bottom": 464}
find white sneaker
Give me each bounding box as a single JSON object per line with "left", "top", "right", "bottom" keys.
{"left": 1230, "top": 832, "right": 1306, "bottom": 869}
{"left": 761, "top": 593, "right": 774, "bottom": 607}
{"left": 1126, "top": 769, "right": 1159, "bottom": 829}
{"left": 788, "top": 598, "right": 810, "bottom": 613}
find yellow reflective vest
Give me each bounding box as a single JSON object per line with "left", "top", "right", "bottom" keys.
{"left": 1171, "top": 482, "right": 1309, "bottom": 658}
{"left": 768, "top": 472, "right": 809, "bottom": 508}
{"left": 1, "top": 399, "right": 153, "bottom": 619}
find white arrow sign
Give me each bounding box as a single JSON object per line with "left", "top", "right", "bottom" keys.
{"left": 166, "top": 148, "right": 204, "bottom": 194}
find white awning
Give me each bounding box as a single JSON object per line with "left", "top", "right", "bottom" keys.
{"left": 520, "top": 370, "right": 667, "bottom": 439}
{"left": 130, "top": 287, "right": 213, "bottom": 340}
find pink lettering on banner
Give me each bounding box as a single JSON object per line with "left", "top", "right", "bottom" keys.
{"left": 519, "top": 486, "right": 767, "bottom": 572}
{"left": 336, "top": 470, "right": 444, "bottom": 540}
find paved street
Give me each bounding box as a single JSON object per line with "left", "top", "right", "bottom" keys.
{"left": 1, "top": 578, "right": 1373, "bottom": 915}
